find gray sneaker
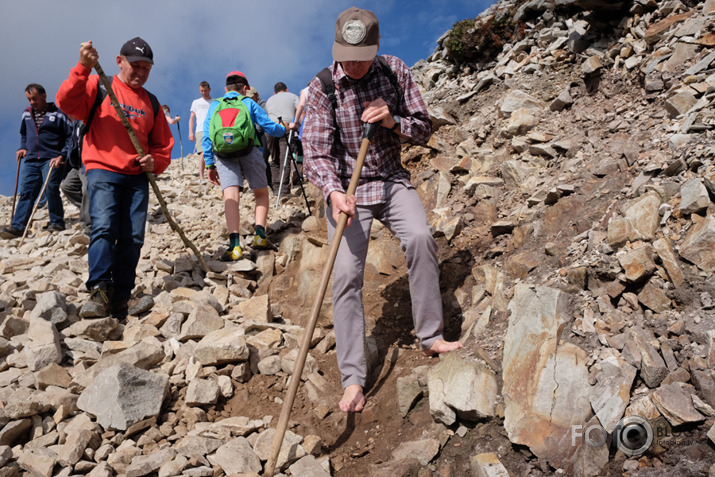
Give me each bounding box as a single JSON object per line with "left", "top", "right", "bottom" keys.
{"left": 80, "top": 283, "right": 112, "bottom": 319}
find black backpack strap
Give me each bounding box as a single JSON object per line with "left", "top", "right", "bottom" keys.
{"left": 376, "top": 55, "right": 402, "bottom": 111}
{"left": 145, "top": 89, "right": 160, "bottom": 118}
{"left": 316, "top": 67, "right": 338, "bottom": 110}
{"left": 81, "top": 76, "right": 112, "bottom": 136}
{"left": 316, "top": 67, "right": 340, "bottom": 135}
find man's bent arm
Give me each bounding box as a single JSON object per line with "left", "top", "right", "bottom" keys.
{"left": 56, "top": 63, "right": 99, "bottom": 123}
{"left": 188, "top": 111, "right": 196, "bottom": 139}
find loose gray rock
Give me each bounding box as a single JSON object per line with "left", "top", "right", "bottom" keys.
{"left": 77, "top": 362, "right": 169, "bottom": 430}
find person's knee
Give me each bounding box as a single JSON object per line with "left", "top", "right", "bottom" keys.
{"left": 332, "top": 268, "right": 365, "bottom": 295}
{"left": 403, "top": 226, "right": 435, "bottom": 252}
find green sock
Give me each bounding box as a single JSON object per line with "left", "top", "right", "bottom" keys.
{"left": 229, "top": 233, "right": 240, "bottom": 249}
{"left": 255, "top": 225, "right": 266, "bottom": 239}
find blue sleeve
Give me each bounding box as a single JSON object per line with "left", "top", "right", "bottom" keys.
{"left": 202, "top": 100, "right": 218, "bottom": 166}
{"left": 245, "top": 98, "right": 285, "bottom": 138}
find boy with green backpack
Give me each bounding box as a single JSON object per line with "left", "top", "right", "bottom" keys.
{"left": 202, "top": 71, "right": 286, "bottom": 261}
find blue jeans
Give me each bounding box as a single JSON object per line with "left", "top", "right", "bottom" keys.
{"left": 86, "top": 169, "right": 149, "bottom": 301}
{"left": 12, "top": 158, "right": 65, "bottom": 230}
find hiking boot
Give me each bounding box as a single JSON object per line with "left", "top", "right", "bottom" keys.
{"left": 45, "top": 223, "right": 65, "bottom": 232}
{"left": 252, "top": 234, "right": 272, "bottom": 250}
{"left": 109, "top": 297, "right": 129, "bottom": 320}
{"left": 0, "top": 226, "right": 22, "bottom": 239}
{"left": 80, "top": 283, "right": 112, "bottom": 319}
{"left": 221, "top": 245, "right": 243, "bottom": 261}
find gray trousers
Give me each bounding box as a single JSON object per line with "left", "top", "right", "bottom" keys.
{"left": 326, "top": 182, "right": 444, "bottom": 388}
{"left": 268, "top": 135, "right": 290, "bottom": 191}
{"left": 60, "top": 167, "right": 91, "bottom": 229}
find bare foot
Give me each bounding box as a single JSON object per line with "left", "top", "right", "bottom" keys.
{"left": 339, "top": 384, "right": 366, "bottom": 412}
{"left": 422, "top": 339, "right": 464, "bottom": 357}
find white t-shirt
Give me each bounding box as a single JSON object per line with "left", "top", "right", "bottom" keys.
{"left": 190, "top": 97, "right": 212, "bottom": 133}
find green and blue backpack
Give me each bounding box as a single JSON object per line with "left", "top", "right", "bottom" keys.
{"left": 208, "top": 95, "right": 259, "bottom": 157}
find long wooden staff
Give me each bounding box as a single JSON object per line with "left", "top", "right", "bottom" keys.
{"left": 264, "top": 122, "right": 377, "bottom": 476}
{"left": 18, "top": 166, "right": 54, "bottom": 247}
{"left": 93, "top": 61, "right": 209, "bottom": 273}
{"left": 10, "top": 157, "right": 21, "bottom": 224}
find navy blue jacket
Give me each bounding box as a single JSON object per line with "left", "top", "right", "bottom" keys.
{"left": 19, "top": 102, "right": 73, "bottom": 161}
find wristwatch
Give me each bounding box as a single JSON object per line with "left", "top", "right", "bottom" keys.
{"left": 390, "top": 115, "right": 401, "bottom": 132}
{"left": 206, "top": 164, "right": 216, "bottom": 170}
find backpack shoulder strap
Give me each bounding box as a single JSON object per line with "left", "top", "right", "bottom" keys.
{"left": 316, "top": 67, "right": 337, "bottom": 110}
{"left": 376, "top": 55, "right": 401, "bottom": 103}
{"left": 144, "top": 89, "right": 160, "bottom": 118}
{"left": 82, "top": 76, "right": 112, "bottom": 135}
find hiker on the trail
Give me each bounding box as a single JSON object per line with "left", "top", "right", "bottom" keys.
{"left": 162, "top": 105, "right": 180, "bottom": 125}
{"left": 303, "top": 7, "right": 463, "bottom": 413}
{"left": 290, "top": 86, "right": 309, "bottom": 185}
{"left": 189, "top": 81, "right": 212, "bottom": 183}
{"left": 294, "top": 86, "right": 308, "bottom": 130}
{"left": 202, "top": 71, "right": 285, "bottom": 261}
{"left": 265, "top": 81, "right": 299, "bottom": 193}
{"left": 56, "top": 37, "right": 174, "bottom": 319}
{"left": 60, "top": 117, "right": 91, "bottom": 232}
{"left": 0, "top": 84, "right": 73, "bottom": 239}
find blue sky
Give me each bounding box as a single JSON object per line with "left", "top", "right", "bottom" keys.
{"left": 0, "top": 0, "right": 495, "bottom": 197}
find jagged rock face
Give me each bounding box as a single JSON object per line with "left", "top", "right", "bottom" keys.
{"left": 1, "top": 0, "right": 715, "bottom": 476}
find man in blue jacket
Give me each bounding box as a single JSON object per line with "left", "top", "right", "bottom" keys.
{"left": 203, "top": 71, "right": 285, "bottom": 261}
{"left": 1, "top": 84, "right": 73, "bottom": 238}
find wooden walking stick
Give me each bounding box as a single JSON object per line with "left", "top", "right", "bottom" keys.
{"left": 18, "top": 165, "right": 54, "bottom": 247}
{"left": 93, "top": 61, "right": 209, "bottom": 273}
{"left": 10, "top": 157, "right": 21, "bottom": 224}
{"left": 264, "top": 122, "right": 377, "bottom": 476}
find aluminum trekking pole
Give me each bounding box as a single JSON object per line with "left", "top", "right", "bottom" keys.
{"left": 92, "top": 58, "right": 210, "bottom": 273}
{"left": 176, "top": 121, "right": 184, "bottom": 170}
{"left": 288, "top": 138, "right": 311, "bottom": 216}
{"left": 18, "top": 165, "right": 54, "bottom": 247}
{"left": 10, "top": 156, "right": 21, "bottom": 224}
{"left": 264, "top": 122, "right": 377, "bottom": 476}
{"left": 274, "top": 126, "right": 293, "bottom": 209}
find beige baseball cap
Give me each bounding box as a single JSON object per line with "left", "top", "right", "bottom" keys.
{"left": 332, "top": 7, "right": 379, "bottom": 62}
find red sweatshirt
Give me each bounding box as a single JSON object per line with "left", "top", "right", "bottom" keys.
{"left": 56, "top": 62, "right": 173, "bottom": 175}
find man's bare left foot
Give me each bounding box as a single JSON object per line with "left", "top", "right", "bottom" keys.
{"left": 339, "top": 384, "right": 366, "bottom": 412}
{"left": 422, "top": 339, "right": 463, "bottom": 357}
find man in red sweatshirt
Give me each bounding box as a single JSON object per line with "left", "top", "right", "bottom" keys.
{"left": 57, "top": 37, "right": 174, "bottom": 319}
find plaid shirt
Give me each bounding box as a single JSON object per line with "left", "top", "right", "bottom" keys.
{"left": 303, "top": 55, "right": 433, "bottom": 205}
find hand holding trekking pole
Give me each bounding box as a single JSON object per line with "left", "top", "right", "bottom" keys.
{"left": 79, "top": 41, "right": 99, "bottom": 70}
{"left": 49, "top": 155, "right": 65, "bottom": 170}
{"left": 329, "top": 190, "right": 357, "bottom": 227}
{"left": 264, "top": 121, "right": 377, "bottom": 476}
